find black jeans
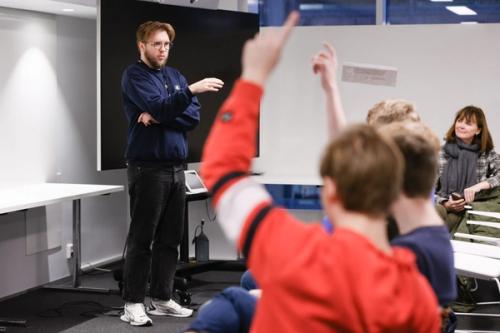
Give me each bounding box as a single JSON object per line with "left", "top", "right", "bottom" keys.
{"left": 123, "top": 164, "right": 186, "bottom": 303}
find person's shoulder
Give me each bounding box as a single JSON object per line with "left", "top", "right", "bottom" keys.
{"left": 478, "top": 148, "right": 499, "bottom": 161}
{"left": 392, "top": 226, "right": 450, "bottom": 252}
{"left": 486, "top": 148, "right": 499, "bottom": 157}
{"left": 394, "top": 225, "right": 448, "bottom": 241}
{"left": 124, "top": 61, "right": 141, "bottom": 71}
{"left": 123, "top": 62, "right": 147, "bottom": 76}
{"left": 163, "top": 66, "right": 182, "bottom": 76}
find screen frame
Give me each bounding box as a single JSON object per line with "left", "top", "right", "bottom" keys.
{"left": 97, "top": 0, "right": 259, "bottom": 171}
{"left": 184, "top": 170, "right": 208, "bottom": 194}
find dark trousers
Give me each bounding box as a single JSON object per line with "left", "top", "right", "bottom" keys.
{"left": 123, "top": 164, "right": 186, "bottom": 303}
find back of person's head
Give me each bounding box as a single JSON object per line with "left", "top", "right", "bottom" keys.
{"left": 136, "top": 21, "right": 176, "bottom": 45}
{"left": 445, "top": 105, "right": 494, "bottom": 153}
{"left": 320, "top": 124, "right": 404, "bottom": 217}
{"left": 379, "top": 122, "right": 440, "bottom": 198}
{"left": 366, "top": 100, "right": 420, "bottom": 127}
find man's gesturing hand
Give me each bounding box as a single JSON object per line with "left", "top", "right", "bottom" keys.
{"left": 189, "top": 78, "right": 224, "bottom": 94}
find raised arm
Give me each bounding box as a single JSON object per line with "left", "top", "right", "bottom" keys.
{"left": 312, "top": 42, "right": 346, "bottom": 138}
{"left": 200, "top": 12, "right": 299, "bottom": 247}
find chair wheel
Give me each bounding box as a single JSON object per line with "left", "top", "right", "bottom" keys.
{"left": 174, "top": 289, "right": 192, "bottom": 306}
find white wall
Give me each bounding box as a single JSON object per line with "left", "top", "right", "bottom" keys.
{"left": 0, "top": 3, "right": 329, "bottom": 299}
{"left": 0, "top": 8, "right": 128, "bottom": 299}
{"left": 254, "top": 24, "right": 500, "bottom": 181}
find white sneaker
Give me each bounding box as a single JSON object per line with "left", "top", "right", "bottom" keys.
{"left": 120, "top": 302, "right": 153, "bottom": 326}
{"left": 148, "top": 298, "right": 193, "bottom": 318}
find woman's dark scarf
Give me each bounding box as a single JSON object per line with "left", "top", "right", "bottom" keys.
{"left": 441, "top": 137, "right": 480, "bottom": 196}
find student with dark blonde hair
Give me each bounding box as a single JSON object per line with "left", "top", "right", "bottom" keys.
{"left": 310, "top": 40, "right": 457, "bottom": 332}
{"left": 366, "top": 99, "right": 420, "bottom": 127}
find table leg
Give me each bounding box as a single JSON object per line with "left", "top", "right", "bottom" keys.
{"left": 180, "top": 201, "right": 189, "bottom": 263}
{"left": 72, "top": 199, "right": 81, "bottom": 288}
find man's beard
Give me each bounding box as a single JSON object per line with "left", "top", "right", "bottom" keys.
{"left": 144, "top": 52, "right": 167, "bottom": 69}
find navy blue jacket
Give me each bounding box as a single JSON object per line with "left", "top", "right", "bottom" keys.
{"left": 391, "top": 226, "right": 457, "bottom": 306}
{"left": 122, "top": 61, "right": 201, "bottom": 165}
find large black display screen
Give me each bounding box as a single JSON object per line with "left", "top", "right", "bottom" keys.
{"left": 100, "top": 0, "right": 259, "bottom": 170}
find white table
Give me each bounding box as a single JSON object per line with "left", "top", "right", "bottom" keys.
{"left": 0, "top": 183, "right": 124, "bottom": 291}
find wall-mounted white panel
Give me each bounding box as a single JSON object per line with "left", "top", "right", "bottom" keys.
{"left": 0, "top": 8, "right": 128, "bottom": 299}
{"left": 254, "top": 24, "right": 500, "bottom": 183}
{"left": 0, "top": 10, "right": 59, "bottom": 183}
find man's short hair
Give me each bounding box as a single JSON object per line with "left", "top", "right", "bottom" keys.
{"left": 379, "top": 122, "right": 440, "bottom": 198}
{"left": 366, "top": 99, "right": 420, "bottom": 127}
{"left": 320, "top": 124, "right": 404, "bottom": 217}
{"left": 136, "top": 21, "right": 176, "bottom": 44}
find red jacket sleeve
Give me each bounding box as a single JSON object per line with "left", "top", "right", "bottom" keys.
{"left": 200, "top": 80, "right": 263, "bottom": 204}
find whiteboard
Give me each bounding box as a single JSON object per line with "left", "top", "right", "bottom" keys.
{"left": 253, "top": 24, "right": 500, "bottom": 183}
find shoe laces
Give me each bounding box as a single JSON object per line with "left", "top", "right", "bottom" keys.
{"left": 127, "top": 303, "right": 148, "bottom": 319}
{"left": 166, "top": 299, "right": 182, "bottom": 310}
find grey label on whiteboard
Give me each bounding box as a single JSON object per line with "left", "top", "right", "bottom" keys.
{"left": 341, "top": 62, "right": 398, "bottom": 87}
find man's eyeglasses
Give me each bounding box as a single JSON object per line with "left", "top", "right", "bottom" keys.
{"left": 146, "top": 41, "right": 174, "bottom": 50}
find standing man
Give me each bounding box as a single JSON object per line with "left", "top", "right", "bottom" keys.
{"left": 120, "top": 21, "right": 224, "bottom": 327}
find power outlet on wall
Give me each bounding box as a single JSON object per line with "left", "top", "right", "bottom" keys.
{"left": 66, "top": 243, "right": 74, "bottom": 259}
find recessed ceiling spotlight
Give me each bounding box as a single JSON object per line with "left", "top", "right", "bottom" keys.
{"left": 446, "top": 6, "right": 477, "bottom": 15}
{"left": 62, "top": 8, "right": 75, "bottom": 12}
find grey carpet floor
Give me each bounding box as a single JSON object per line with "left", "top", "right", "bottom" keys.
{"left": 0, "top": 269, "right": 243, "bottom": 333}
{"left": 3, "top": 268, "right": 500, "bottom": 332}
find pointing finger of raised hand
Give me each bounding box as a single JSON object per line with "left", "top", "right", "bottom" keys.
{"left": 323, "top": 42, "right": 335, "bottom": 57}
{"left": 278, "top": 11, "right": 300, "bottom": 46}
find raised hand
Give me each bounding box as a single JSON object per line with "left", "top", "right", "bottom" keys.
{"left": 189, "top": 78, "right": 224, "bottom": 94}
{"left": 312, "top": 42, "right": 346, "bottom": 137}
{"left": 241, "top": 11, "right": 300, "bottom": 86}
{"left": 312, "top": 42, "right": 338, "bottom": 91}
{"left": 137, "top": 112, "right": 159, "bottom": 126}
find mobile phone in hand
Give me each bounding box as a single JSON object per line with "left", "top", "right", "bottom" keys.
{"left": 451, "top": 192, "right": 463, "bottom": 200}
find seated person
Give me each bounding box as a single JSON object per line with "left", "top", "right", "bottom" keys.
{"left": 242, "top": 123, "right": 457, "bottom": 308}
{"left": 319, "top": 42, "right": 456, "bottom": 329}
{"left": 435, "top": 105, "right": 500, "bottom": 233}
{"left": 186, "top": 287, "right": 257, "bottom": 333}
{"left": 186, "top": 12, "right": 440, "bottom": 333}
{"left": 380, "top": 122, "right": 457, "bottom": 331}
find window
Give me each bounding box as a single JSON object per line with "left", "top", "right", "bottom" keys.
{"left": 257, "top": 0, "right": 500, "bottom": 25}
{"left": 259, "top": 0, "right": 376, "bottom": 26}
{"left": 387, "top": 0, "right": 500, "bottom": 24}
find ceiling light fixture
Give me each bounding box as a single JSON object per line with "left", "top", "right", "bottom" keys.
{"left": 446, "top": 6, "right": 477, "bottom": 15}
{"left": 61, "top": 8, "right": 75, "bottom": 12}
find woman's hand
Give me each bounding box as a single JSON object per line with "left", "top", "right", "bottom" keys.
{"left": 443, "top": 197, "right": 466, "bottom": 213}
{"left": 464, "top": 181, "right": 491, "bottom": 203}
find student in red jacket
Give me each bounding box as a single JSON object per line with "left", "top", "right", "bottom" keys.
{"left": 193, "top": 12, "right": 440, "bottom": 333}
